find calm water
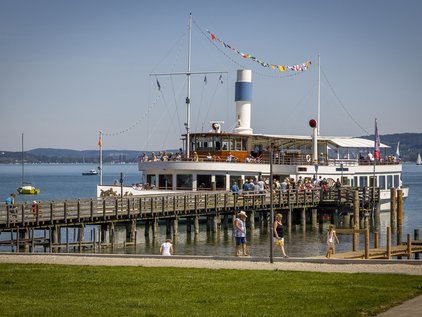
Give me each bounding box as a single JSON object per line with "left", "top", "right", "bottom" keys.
{"left": 1, "top": 163, "right": 421, "bottom": 257}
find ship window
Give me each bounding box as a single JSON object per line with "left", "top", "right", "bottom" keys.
{"left": 387, "top": 175, "right": 393, "bottom": 189}
{"left": 369, "top": 176, "right": 377, "bottom": 187}
{"left": 379, "top": 176, "right": 386, "bottom": 190}
{"left": 359, "top": 176, "right": 368, "bottom": 187}
{"left": 146, "top": 175, "right": 156, "bottom": 187}
{"left": 394, "top": 175, "right": 400, "bottom": 188}
{"left": 177, "top": 174, "right": 192, "bottom": 190}
{"left": 159, "top": 174, "right": 172, "bottom": 190}
{"left": 354, "top": 176, "right": 358, "bottom": 187}
{"left": 215, "top": 175, "right": 226, "bottom": 189}
{"left": 197, "top": 174, "right": 212, "bottom": 190}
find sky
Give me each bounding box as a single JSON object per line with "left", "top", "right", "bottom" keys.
{"left": 1, "top": 0, "right": 421, "bottom": 151}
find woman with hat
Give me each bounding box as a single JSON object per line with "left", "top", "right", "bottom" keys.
{"left": 234, "top": 211, "right": 248, "bottom": 256}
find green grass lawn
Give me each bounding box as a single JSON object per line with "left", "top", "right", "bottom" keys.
{"left": 0, "top": 264, "right": 421, "bottom": 316}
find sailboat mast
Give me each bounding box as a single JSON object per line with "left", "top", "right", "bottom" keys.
{"left": 186, "top": 13, "right": 192, "bottom": 158}
{"left": 21, "top": 133, "right": 24, "bottom": 185}
{"left": 317, "top": 54, "right": 321, "bottom": 135}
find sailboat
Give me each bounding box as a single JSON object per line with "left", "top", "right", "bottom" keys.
{"left": 16, "top": 133, "right": 40, "bottom": 195}
{"left": 417, "top": 153, "right": 422, "bottom": 165}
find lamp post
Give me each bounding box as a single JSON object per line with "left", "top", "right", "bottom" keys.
{"left": 269, "top": 149, "right": 274, "bottom": 263}
{"left": 314, "top": 163, "right": 319, "bottom": 182}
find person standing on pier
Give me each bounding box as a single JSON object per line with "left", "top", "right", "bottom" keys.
{"left": 234, "top": 211, "right": 248, "bottom": 256}
{"left": 160, "top": 239, "right": 174, "bottom": 256}
{"left": 325, "top": 224, "right": 339, "bottom": 258}
{"left": 273, "top": 214, "right": 288, "bottom": 258}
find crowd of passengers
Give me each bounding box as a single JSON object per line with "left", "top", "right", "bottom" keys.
{"left": 231, "top": 176, "right": 340, "bottom": 195}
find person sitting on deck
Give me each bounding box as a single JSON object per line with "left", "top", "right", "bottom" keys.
{"left": 226, "top": 153, "right": 236, "bottom": 162}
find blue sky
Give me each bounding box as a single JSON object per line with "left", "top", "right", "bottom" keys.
{"left": 1, "top": 0, "right": 421, "bottom": 151}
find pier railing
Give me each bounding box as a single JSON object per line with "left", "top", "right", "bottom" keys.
{"left": 0, "top": 187, "right": 379, "bottom": 229}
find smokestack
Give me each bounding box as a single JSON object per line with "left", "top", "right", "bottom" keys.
{"left": 233, "top": 69, "right": 253, "bottom": 134}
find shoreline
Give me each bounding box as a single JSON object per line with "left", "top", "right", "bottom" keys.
{"left": 1, "top": 253, "right": 421, "bottom": 275}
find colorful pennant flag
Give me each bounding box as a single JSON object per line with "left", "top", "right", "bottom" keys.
{"left": 207, "top": 30, "right": 311, "bottom": 73}
{"left": 374, "top": 119, "right": 381, "bottom": 161}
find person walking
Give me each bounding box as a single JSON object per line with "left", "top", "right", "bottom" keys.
{"left": 160, "top": 239, "right": 174, "bottom": 256}
{"left": 273, "top": 213, "right": 288, "bottom": 258}
{"left": 5, "top": 193, "right": 17, "bottom": 218}
{"left": 234, "top": 211, "right": 248, "bottom": 256}
{"left": 325, "top": 224, "right": 339, "bottom": 258}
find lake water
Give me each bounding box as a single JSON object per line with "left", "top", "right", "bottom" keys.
{"left": 1, "top": 163, "right": 421, "bottom": 257}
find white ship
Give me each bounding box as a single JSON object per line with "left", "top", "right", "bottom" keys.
{"left": 98, "top": 16, "right": 408, "bottom": 210}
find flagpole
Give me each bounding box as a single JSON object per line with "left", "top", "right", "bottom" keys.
{"left": 317, "top": 54, "right": 321, "bottom": 135}
{"left": 186, "top": 13, "right": 192, "bottom": 159}
{"left": 372, "top": 119, "right": 378, "bottom": 216}
{"left": 99, "top": 131, "right": 103, "bottom": 185}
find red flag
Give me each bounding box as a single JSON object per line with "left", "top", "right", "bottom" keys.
{"left": 98, "top": 134, "right": 102, "bottom": 148}
{"left": 211, "top": 33, "right": 216, "bottom": 41}
{"left": 374, "top": 119, "right": 380, "bottom": 161}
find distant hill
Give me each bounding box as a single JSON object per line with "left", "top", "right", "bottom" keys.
{"left": 1, "top": 133, "right": 421, "bottom": 163}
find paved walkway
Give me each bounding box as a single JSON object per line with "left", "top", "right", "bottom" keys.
{"left": 377, "top": 294, "right": 422, "bottom": 316}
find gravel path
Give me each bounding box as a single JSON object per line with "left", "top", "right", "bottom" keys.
{"left": 1, "top": 253, "right": 422, "bottom": 275}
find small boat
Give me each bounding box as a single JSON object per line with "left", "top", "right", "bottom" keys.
{"left": 17, "top": 133, "right": 40, "bottom": 195}
{"left": 417, "top": 153, "right": 422, "bottom": 165}
{"left": 17, "top": 185, "right": 41, "bottom": 195}
{"left": 82, "top": 169, "right": 98, "bottom": 176}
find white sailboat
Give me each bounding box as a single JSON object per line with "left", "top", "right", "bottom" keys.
{"left": 417, "top": 153, "right": 422, "bottom": 165}
{"left": 17, "top": 133, "right": 40, "bottom": 195}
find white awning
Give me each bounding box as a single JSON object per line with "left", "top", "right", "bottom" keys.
{"left": 329, "top": 138, "right": 389, "bottom": 148}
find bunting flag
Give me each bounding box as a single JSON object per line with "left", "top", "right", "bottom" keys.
{"left": 156, "top": 79, "right": 161, "bottom": 91}
{"left": 374, "top": 119, "right": 381, "bottom": 161}
{"left": 207, "top": 30, "right": 312, "bottom": 73}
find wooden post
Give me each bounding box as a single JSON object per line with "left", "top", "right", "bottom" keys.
{"left": 374, "top": 231, "right": 379, "bottom": 249}
{"left": 386, "top": 226, "right": 391, "bottom": 260}
{"left": 194, "top": 215, "right": 199, "bottom": 235}
{"left": 364, "top": 228, "right": 369, "bottom": 259}
{"left": 374, "top": 202, "right": 381, "bottom": 231}
{"left": 173, "top": 216, "right": 179, "bottom": 236}
{"left": 223, "top": 214, "right": 229, "bottom": 231}
{"left": 300, "top": 208, "right": 306, "bottom": 232}
{"left": 287, "top": 207, "right": 292, "bottom": 233}
{"left": 415, "top": 229, "right": 420, "bottom": 260}
{"left": 144, "top": 220, "right": 150, "bottom": 237}
{"left": 186, "top": 217, "right": 192, "bottom": 234}
{"left": 407, "top": 234, "right": 412, "bottom": 259}
{"left": 249, "top": 210, "right": 255, "bottom": 230}
{"left": 110, "top": 222, "right": 115, "bottom": 248}
{"left": 343, "top": 213, "right": 350, "bottom": 228}
{"left": 153, "top": 217, "right": 158, "bottom": 239}
{"left": 311, "top": 208, "right": 317, "bottom": 229}
{"left": 166, "top": 219, "right": 172, "bottom": 235}
{"left": 353, "top": 190, "right": 360, "bottom": 229}
{"left": 212, "top": 214, "right": 219, "bottom": 233}
{"left": 397, "top": 189, "right": 403, "bottom": 245}
{"left": 78, "top": 224, "right": 85, "bottom": 252}
{"left": 390, "top": 188, "right": 397, "bottom": 231}
{"left": 353, "top": 229, "right": 358, "bottom": 252}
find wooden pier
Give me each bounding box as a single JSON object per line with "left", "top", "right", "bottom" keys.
{"left": 0, "top": 187, "right": 381, "bottom": 252}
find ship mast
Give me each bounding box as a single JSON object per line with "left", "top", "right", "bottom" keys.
{"left": 317, "top": 54, "right": 321, "bottom": 135}
{"left": 150, "top": 13, "right": 226, "bottom": 158}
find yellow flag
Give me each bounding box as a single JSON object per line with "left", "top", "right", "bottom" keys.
{"left": 278, "top": 65, "right": 286, "bottom": 72}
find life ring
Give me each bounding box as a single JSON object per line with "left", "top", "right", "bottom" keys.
{"left": 306, "top": 154, "right": 311, "bottom": 163}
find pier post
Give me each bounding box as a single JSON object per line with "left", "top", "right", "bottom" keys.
{"left": 249, "top": 210, "right": 255, "bottom": 230}
{"left": 364, "top": 228, "right": 369, "bottom": 259}
{"left": 152, "top": 218, "right": 159, "bottom": 239}
{"left": 397, "top": 189, "right": 403, "bottom": 245}
{"left": 194, "top": 215, "right": 199, "bottom": 234}
{"left": 353, "top": 229, "right": 358, "bottom": 252}
{"left": 173, "top": 216, "right": 179, "bottom": 236}
{"left": 353, "top": 190, "right": 360, "bottom": 229}
{"left": 223, "top": 214, "right": 229, "bottom": 231}
{"left": 311, "top": 208, "right": 318, "bottom": 229}
{"left": 390, "top": 188, "right": 397, "bottom": 231}
{"left": 300, "top": 208, "right": 306, "bottom": 231}
{"left": 109, "top": 222, "right": 115, "bottom": 248}
{"left": 165, "top": 219, "right": 172, "bottom": 235}
{"left": 144, "top": 220, "right": 150, "bottom": 238}
{"left": 18, "top": 228, "right": 29, "bottom": 253}
{"left": 100, "top": 224, "right": 108, "bottom": 245}
{"left": 126, "top": 220, "right": 137, "bottom": 242}
{"left": 186, "top": 217, "right": 192, "bottom": 234}
{"left": 386, "top": 227, "right": 391, "bottom": 260}
{"left": 78, "top": 224, "right": 85, "bottom": 252}
{"left": 374, "top": 202, "right": 381, "bottom": 231}
{"left": 343, "top": 213, "right": 350, "bottom": 228}
{"left": 374, "top": 231, "right": 379, "bottom": 249}
{"left": 51, "top": 225, "right": 60, "bottom": 252}
{"left": 407, "top": 234, "right": 412, "bottom": 259}
{"left": 212, "top": 214, "right": 220, "bottom": 232}
{"left": 287, "top": 207, "right": 292, "bottom": 233}
{"left": 415, "top": 229, "right": 420, "bottom": 260}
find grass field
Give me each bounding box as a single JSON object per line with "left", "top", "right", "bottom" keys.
{"left": 0, "top": 263, "right": 421, "bottom": 316}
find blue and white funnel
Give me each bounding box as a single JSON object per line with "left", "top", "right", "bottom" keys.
{"left": 234, "top": 69, "right": 253, "bottom": 134}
